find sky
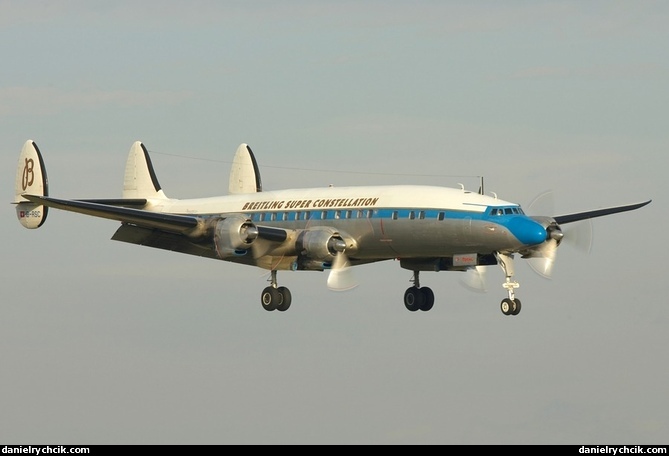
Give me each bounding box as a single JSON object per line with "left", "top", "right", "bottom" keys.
{"left": 1, "top": 1, "right": 667, "bottom": 445}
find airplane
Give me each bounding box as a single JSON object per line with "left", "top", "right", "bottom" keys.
{"left": 13, "top": 139, "right": 651, "bottom": 315}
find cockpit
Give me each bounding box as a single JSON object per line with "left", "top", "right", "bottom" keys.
{"left": 489, "top": 206, "right": 525, "bottom": 216}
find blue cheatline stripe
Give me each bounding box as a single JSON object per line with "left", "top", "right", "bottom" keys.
{"left": 237, "top": 205, "right": 548, "bottom": 245}
{"left": 220, "top": 204, "right": 550, "bottom": 247}
{"left": 243, "top": 206, "right": 528, "bottom": 223}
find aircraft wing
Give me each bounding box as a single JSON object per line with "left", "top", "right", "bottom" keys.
{"left": 553, "top": 200, "right": 651, "bottom": 224}
{"left": 20, "top": 194, "right": 200, "bottom": 234}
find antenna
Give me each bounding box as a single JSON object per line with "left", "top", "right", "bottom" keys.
{"left": 478, "top": 176, "right": 484, "bottom": 195}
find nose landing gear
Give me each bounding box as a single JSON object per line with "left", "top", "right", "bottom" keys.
{"left": 496, "top": 253, "right": 521, "bottom": 316}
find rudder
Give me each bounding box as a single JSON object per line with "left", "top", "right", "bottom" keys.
{"left": 229, "top": 143, "right": 262, "bottom": 194}
{"left": 122, "top": 141, "right": 167, "bottom": 199}
{"left": 14, "top": 140, "right": 49, "bottom": 229}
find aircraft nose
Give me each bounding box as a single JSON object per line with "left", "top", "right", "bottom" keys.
{"left": 509, "top": 217, "right": 547, "bottom": 246}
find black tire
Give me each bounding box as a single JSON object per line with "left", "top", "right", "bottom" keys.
{"left": 420, "top": 287, "right": 434, "bottom": 311}
{"left": 500, "top": 298, "right": 514, "bottom": 316}
{"left": 404, "top": 287, "right": 423, "bottom": 312}
{"left": 261, "top": 286, "right": 281, "bottom": 311}
{"left": 511, "top": 298, "right": 521, "bottom": 316}
{"left": 276, "top": 286, "right": 292, "bottom": 312}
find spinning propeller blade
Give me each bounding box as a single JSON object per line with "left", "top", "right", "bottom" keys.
{"left": 327, "top": 252, "right": 358, "bottom": 291}
{"left": 459, "top": 265, "right": 488, "bottom": 292}
{"left": 526, "top": 190, "right": 593, "bottom": 279}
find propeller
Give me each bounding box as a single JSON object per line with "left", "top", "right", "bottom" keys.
{"left": 458, "top": 265, "right": 488, "bottom": 293}
{"left": 327, "top": 251, "right": 358, "bottom": 291}
{"left": 526, "top": 190, "right": 593, "bottom": 279}
{"left": 525, "top": 228, "right": 561, "bottom": 278}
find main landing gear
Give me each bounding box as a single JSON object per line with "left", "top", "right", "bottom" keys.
{"left": 404, "top": 271, "right": 434, "bottom": 312}
{"left": 261, "top": 270, "right": 292, "bottom": 312}
{"left": 496, "top": 252, "right": 521, "bottom": 316}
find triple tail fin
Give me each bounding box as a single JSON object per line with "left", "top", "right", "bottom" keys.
{"left": 228, "top": 143, "right": 262, "bottom": 194}
{"left": 14, "top": 140, "right": 49, "bottom": 229}
{"left": 123, "top": 141, "right": 168, "bottom": 199}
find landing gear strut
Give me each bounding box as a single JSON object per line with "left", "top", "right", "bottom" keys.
{"left": 403, "top": 271, "right": 434, "bottom": 312}
{"left": 496, "top": 253, "right": 521, "bottom": 316}
{"left": 261, "top": 270, "right": 292, "bottom": 312}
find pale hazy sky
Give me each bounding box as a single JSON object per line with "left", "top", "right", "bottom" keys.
{"left": 1, "top": 1, "right": 666, "bottom": 445}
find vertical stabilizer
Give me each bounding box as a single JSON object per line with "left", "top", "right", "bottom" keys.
{"left": 229, "top": 143, "right": 262, "bottom": 194}
{"left": 14, "top": 140, "right": 49, "bottom": 228}
{"left": 123, "top": 141, "right": 167, "bottom": 199}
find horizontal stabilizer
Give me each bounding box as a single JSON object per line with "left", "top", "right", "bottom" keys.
{"left": 77, "top": 198, "right": 148, "bottom": 207}
{"left": 21, "top": 194, "right": 200, "bottom": 235}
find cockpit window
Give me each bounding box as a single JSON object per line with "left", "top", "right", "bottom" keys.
{"left": 490, "top": 206, "right": 524, "bottom": 216}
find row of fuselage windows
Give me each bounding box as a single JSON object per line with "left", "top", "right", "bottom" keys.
{"left": 248, "top": 206, "right": 524, "bottom": 223}
{"left": 251, "top": 209, "right": 376, "bottom": 223}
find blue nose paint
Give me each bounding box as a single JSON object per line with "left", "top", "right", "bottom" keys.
{"left": 507, "top": 217, "right": 547, "bottom": 245}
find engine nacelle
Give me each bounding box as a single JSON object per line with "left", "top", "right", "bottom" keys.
{"left": 298, "top": 227, "right": 353, "bottom": 262}
{"left": 214, "top": 215, "right": 258, "bottom": 257}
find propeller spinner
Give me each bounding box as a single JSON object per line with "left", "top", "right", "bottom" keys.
{"left": 525, "top": 191, "right": 593, "bottom": 279}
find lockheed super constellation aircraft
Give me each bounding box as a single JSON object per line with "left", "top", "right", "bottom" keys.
{"left": 13, "top": 140, "right": 651, "bottom": 315}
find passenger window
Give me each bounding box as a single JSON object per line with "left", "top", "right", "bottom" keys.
{"left": 367, "top": 210, "right": 373, "bottom": 218}
{"left": 305, "top": 211, "right": 311, "bottom": 220}
{"left": 345, "top": 210, "right": 351, "bottom": 219}
{"left": 334, "top": 210, "right": 340, "bottom": 219}
{"left": 419, "top": 211, "right": 425, "bottom": 220}
{"left": 295, "top": 211, "right": 301, "bottom": 221}
{"left": 271, "top": 213, "right": 277, "bottom": 221}
{"left": 438, "top": 212, "right": 445, "bottom": 221}
{"left": 409, "top": 211, "right": 415, "bottom": 220}
{"left": 321, "top": 210, "right": 327, "bottom": 220}
{"left": 392, "top": 211, "right": 398, "bottom": 220}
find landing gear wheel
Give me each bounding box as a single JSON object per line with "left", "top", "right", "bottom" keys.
{"left": 500, "top": 298, "right": 514, "bottom": 316}
{"left": 276, "top": 286, "right": 292, "bottom": 312}
{"left": 404, "top": 286, "right": 424, "bottom": 312}
{"left": 420, "top": 287, "right": 434, "bottom": 311}
{"left": 511, "top": 298, "right": 521, "bottom": 315}
{"left": 261, "top": 286, "right": 282, "bottom": 311}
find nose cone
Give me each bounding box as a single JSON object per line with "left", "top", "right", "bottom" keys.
{"left": 509, "top": 217, "right": 548, "bottom": 246}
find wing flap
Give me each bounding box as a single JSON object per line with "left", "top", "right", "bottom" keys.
{"left": 112, "top": 224, "right": 219, "bottom": 259}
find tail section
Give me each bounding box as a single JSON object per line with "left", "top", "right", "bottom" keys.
{"left": 229, "top": 143, "right": 262, "bottom": 194}
{"left": 14, "top": 140, "right": 49, "bottom": 229}
{"left": 122, "top": 141, "right": 167, "bottom": 199}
